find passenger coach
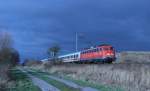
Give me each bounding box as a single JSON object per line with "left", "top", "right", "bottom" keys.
{"left": 58, "top": 52, "right": 80, "bottom": 62}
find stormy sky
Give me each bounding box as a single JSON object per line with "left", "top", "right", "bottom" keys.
{"left": 0, "top": 0, "right": 150, "bottom": 60}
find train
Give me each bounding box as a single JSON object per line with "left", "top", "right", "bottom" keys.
{"left": 58, "top": 44, "right": 116, "bottom": 63}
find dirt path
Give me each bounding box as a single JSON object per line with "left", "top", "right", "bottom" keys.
{"left": 28, "top": 74, "right": 60, "bottom": 91}
{"left": 21, "top": 69, "right": 60, "bottom": 91}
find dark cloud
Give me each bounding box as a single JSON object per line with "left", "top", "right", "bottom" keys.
{"left": 0, "top": 0, "right": 150, "bottom": 61}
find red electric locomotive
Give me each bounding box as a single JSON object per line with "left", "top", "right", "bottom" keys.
{"left": 80, "top": 44, "right": 116, "bottom": 63}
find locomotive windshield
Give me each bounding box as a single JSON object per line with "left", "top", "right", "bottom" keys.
{"left": 103, "top": 47, "right": 114, "bottom": 50}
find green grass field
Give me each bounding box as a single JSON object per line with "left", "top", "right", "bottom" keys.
{"left": 5, "top": 68, "right": 41, "bottom": 91}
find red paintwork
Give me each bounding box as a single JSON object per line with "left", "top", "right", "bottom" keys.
{"left": 80, "top": 45, "right": 115, "bottom": 61}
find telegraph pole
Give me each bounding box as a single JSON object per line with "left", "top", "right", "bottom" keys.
{"left": 75, "top": 32, "right": 78, "bottom": 52}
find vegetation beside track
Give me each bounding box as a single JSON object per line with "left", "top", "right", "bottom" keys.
{"left": 30, "top": 68, "right": 124, "bottom": 91}
{"left": 0, "top": 68, "right": 41, "bottom": 91}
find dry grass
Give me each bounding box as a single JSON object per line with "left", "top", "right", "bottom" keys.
{"left": 119, "top": 51, "right": 150, "bottom": 63}
{"left": 0, "top": 65, "right": 10, "bottom": 91}
{"left": 29, "top": 63, "right": 150, "bottom": 91}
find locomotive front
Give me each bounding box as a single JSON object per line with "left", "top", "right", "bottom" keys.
{"left": 99, "top": 45, "right": 116, "bottom": 63}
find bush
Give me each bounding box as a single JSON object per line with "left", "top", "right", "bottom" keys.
{"left": 23, "top": 59, "right": 42, "bottom": 67}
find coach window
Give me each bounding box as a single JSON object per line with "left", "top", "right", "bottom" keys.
{"left": 76, "top": 55, "right": 78, "bottom": 58}
{"left": 76, "top": 55, "right": 77, "bottom": 58}
{"left": 94, "top": 49, "right": 97, "bottom": 52}
{"left": 93, "top": 49, "right": 95, "bottom": 52}
{"left": 89, "top": 50, "right": 91, "bottom": 53}
{"left": 93, "top": 49, "right": 94, "bottom": 52}
{"left": 85, "top": 51, "right": 87, "bottom": 54}
{"left": 91, "top": 50, "right": 93, "bottom": 52}
{"left": 90, "top": 50, "right": 92, "bottom": 53}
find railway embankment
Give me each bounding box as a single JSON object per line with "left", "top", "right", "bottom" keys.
{"left": 27, "top": 63, "right": 150, "bottom": 91}
{"left": 24, "top": 51, "right": 150, "bottom": 91}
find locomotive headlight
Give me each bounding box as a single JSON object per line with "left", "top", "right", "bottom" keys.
{"left": 106, "top": 53, "right": 111, "bottom": 55}
{"left": 106, "top": 53, "right": 114, "bottom": 56}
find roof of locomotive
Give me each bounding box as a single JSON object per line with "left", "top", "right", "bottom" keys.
{"left": 82, "top": 44, "right": 113, "bottom": 51}
{"left": 98, "top": 44, "right": 113, "bottom": 47}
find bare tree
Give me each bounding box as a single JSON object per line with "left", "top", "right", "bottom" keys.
{"left": 47, "top": 44, "right": 61, "bottom": 61}
{"left": 0, "top": 31, "right": 19, "bottom": 66}
{"left": 0, "top": 31, "right": 13, "bottom": 50}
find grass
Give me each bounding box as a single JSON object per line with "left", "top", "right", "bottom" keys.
{"left": 28, "top": 70, "right": 80, "bottom": 91}
{"left": 30, "top": 68, "right": 124, "bottom": 91}
{"left": 6, "top": 68, "right": 41, "bottom": 91}
{"left": 59, "top": 74, "right": 124, "bottom": 91}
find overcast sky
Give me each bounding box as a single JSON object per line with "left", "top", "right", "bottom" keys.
{"left": 0, "top": 0, "right": 150, "bottom": 60}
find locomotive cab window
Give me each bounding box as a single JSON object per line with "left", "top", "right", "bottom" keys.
{"left": 110, "top": 47, "right": 114, "bottom": 50}
{"left": 103, "top": 48, "right": 109, "bottom": 50}
{"left": 99, "top": 48, "right": 102, "bottom": 51}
